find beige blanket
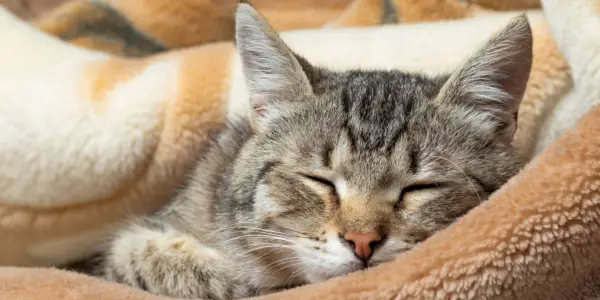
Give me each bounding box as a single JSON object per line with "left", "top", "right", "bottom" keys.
{"left": 4, "top": 0, "right": 600, "bottom": 298}
{"left": 1, "top": 99, "right": 598, "bottom": 299}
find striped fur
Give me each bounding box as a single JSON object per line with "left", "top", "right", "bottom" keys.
{"left": 99, "top": 3, "right": 534, "bottom": 298}
{"left": 0, "top": 4, "right": 567, "bottom": 271}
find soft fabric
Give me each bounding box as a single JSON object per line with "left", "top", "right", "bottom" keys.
{"left": 0, "top": 266, "right": 171, "bottom": 300}
{"left": 25, "top": 0, "right": 542, "bottom": 57}
{"left": 30, "top": 0, "right": 385, "bottom": 56}
{"left": 253, "top": 106, "right": 600, "bottom": 299}
{"left": 1, "top": 99, "right": 598, "bottom": 299}
{"left": 533, "top": 0, "right": 600, "bottom": 155}
{"left": 0, "top": 4, "right": 569, "bottom": 267}
{"left": 392, "top": 0, "right": 541, "bottom": 24}
{"left": 0, "top": 6, "right": 236, "bottom": 266}
{"left": 1, "top": 0, "right": 68, "bottom": 19}
{"left": 2, "top": 0, "right": 598, "bottom": 299}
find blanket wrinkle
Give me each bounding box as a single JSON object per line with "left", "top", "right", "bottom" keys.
{"left": 1, "top": 104, "right": 598, "bottom": 299}
{"left": 1, "top": 0, "right": 597, "bottom": 298}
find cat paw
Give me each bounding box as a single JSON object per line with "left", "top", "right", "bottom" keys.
{"left": 145, "top": 233, "right": 221, "bottom": 262}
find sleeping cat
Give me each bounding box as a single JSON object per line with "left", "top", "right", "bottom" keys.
{"left": 101, "top": 3, "right": 532, "bottom": 299}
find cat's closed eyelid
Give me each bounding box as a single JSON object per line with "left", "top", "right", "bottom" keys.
{"left": 396, "top": 183, "right": 446, "bottom": 208}
{"left": 298, "top": 174, "right": 335, "bottom": 188}
{"left": 402, "top": 183, "right": 444, "bottom": 194}
{"left": 297, "top": 173, "right": 341, "bottom": 201}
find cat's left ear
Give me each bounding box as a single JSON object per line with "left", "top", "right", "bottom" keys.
{"left": 235, "top": 2, "right": 313, "bottom": 129}
{"left": 438, "top": 15, "right": 533, "bottom": 143}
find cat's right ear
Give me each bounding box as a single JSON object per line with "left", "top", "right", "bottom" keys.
{"left": 437, "top": 15, "right": 533, "bottom": 143}
{"left": 235, "top": 3, "right": 313, "bottom": 130}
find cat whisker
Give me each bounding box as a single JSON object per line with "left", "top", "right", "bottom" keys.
{"left": 283, "top": 263, "right": 315, "bottom": 287}
{"left": 243, "top": 234, "right": 299, "bottom": 245}
{"left": 235, "top": 226, "right": 310, "bottom": 239}
{"left": 240, "top": 244, "right": 300, "bottom": 255}
{"left": 266, "top": 261, "right": 309, "bottom": 287}
{"left": 269, "top": 258, "right": 305, "bottom": 274}
{"left": 270, "top": 225, "right": 309, "bottom": 236}
{"left": 220, "top": 234, "right": 308, "bottom": 255}
{"left": 263, "top": 256, "right": 302, "bottom": 270}
{"left": 242, "top": 241, "right": 323, "bottom": 261}
{"left": 282, "top": 264, "right": 307, "bottom": 285}
{"left": 217, "top": 234, "right": 289, "bottom": 246}
{"left": 431, "top": 155, "right": 483, "bottom": 203}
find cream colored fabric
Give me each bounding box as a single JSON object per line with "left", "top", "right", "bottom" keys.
{"left": 1, "top": 101, "right": 598, "bottom": 299}
{"left": 0, "top": 4, "right": 569, "bottom": 267}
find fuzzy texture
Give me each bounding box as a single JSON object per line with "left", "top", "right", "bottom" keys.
{"left": 533, "top": 0, "right": 600, "bottom": 154}
{"left": 391, "top": 0, "right": 540, "bottom": 23}
{"left": 26, "top": 0, "right": 543, "bottom": 57}
{"left": 100, "top": 5, "right": 533, "bottom": 298}
{"left": 1, "top": 0, "right": 68, "bottom": 19}
{"left": 252, "top": 104, "right": 600, "bottom": 300}
{"left": 0, "top": 0, "right": 590, "bottom": 298}
{"left": 34, "top": 0, "right": 236, "bottom": 54}
{"left": 34, "top": 0, "right": 167, "bottom": 57}
{"left": 0, "top": 3, "right": 566, "bottom": 268}
{"left": 31, "top": 0, "right": 384, "bottom": 56}
{"left": 0, "top": 6, "right": 236, "bottom": 266}
{"left": 1, "top": 92, "right": 599, "bottom": 300}
{"left": 473, "top": 0, "right": 540, "bottom": 11}
{"left": 0, "top": 266, "right": 172, "bottom": 300}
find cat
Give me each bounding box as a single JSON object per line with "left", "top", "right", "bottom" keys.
{"left": 100, "top": 2, "right": 532, "bottom": 299}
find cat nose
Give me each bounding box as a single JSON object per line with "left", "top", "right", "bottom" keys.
{"left": 342, "top": 231, "right": 382, "bottom": 260}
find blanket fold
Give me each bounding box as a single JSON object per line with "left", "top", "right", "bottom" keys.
{"left": 3, "top": 0, "right": 599, "bottom": 299}
{"left": 4, "top": 0, "right": 542, "bottom": 56}
{"left": 252, "top": 103, "right": 600, "bottom": 299}
{"left": 1, "top": 103, "right": 598, "bottom": 299}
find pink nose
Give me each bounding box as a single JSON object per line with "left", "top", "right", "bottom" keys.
{"left": 343, "top": 231, "right": 382, "bottom": 260}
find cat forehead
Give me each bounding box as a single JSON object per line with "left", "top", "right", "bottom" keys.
{"left": 267, "top": 69, "right": 480, "bottom": 166}
{"left": 315, "top": 69, "right": 446, "bottom": 98}
{"left": 311, "top": 70, "right": 449, "bottom": 153}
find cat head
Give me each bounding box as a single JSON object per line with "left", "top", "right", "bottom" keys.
{"left": 233, "top": 3, "right": 532, "bottom": 283}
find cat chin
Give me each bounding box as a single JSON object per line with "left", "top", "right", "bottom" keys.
{"left": 303, "top": 261, "right": 365, "bottom": 284}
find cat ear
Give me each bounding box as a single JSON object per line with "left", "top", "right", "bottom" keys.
{"left": 437, "top": 15, "right": 533, "bottom": 142}
{"left": 235, "top": 2, "right": 313, "bottom": 128}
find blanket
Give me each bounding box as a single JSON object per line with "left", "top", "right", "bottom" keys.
{"left": 4, "top": 0, "right": 599, "bottom": 298}
{"left": 29, "top": 0, "right": 385, "bottom": 56}
{"left": 16, "top": 0, "right": 543, "bottom": 56}
{"left": 0, "top": 0, "right": 67, "bottom": 19}
{"left": 0, "top": 5, "right": 568, "bottom": 267}
{"left": 2, "top": 95, "right": 598, "bottom": 299}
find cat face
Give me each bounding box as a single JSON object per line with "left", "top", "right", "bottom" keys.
{"left": 233, "top": 4, "right": 531, "bottom": 283}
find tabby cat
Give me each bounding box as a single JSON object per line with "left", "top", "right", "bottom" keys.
{"left": 101, "top": 3, "right": 532, "bottom": 299}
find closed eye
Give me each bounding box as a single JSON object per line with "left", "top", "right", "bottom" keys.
{"left": 300, "top": 174, "right": 336, "bottom": 189}
{"left": 403, "top": 183, "right": 440, "bottom": 194}
{"left": 397, "top": 183, "right": 444, "bottom": 208}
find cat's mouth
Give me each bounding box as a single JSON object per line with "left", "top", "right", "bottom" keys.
{"left": 326, "top": 261, "right": 367, "bottom": 278}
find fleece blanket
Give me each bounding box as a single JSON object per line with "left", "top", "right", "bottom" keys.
{"left": 30, "top": 0, "right": 386, "bottom": 56}
{"left": 0, "top": 0, "right": 68, "bottom": 19}
{"left": 1, "top": 86, "right": 598, "bottom": 299}
{"left": 3, "top": 0, "right": 599, "bottom": 299}
{"left": 0, "top": 4, "right": 570, "bottom": 268}
{"left": 23, "top": 0, "right": 543, "bottom": 57}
